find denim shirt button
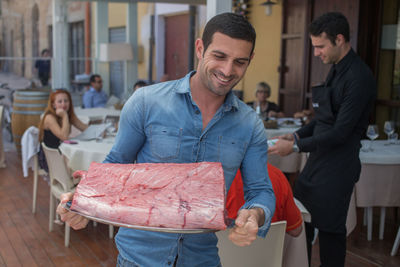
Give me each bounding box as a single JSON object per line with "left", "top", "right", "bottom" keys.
{"left": 195, "top": 110, "right": 200, "bottom": 114}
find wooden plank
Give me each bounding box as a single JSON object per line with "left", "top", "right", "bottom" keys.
{"left": 0, "top": 213, "right": 21, "bottom": 267}
{"left": 0, "top": 211, "right": 36, "bottom": 266}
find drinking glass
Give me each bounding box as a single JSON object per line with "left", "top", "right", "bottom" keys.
{"left": 389, "top": 133, "right": 398, "bottom": 144}
{"left": 366, "top": 124, "right": 379, "bottom": 151}
{"left": 383, "top": 121, "right": 395, "bottom": 144}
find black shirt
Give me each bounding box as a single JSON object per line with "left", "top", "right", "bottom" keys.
{"left": 296, "top": 48, "right": 376, "bottom": 151}
{"left": 43, "top": 129, "right": 61, "bottom": 148}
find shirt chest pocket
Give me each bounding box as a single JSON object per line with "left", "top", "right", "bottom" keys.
{"left": 218, "top": 136, "right": 246, "bottom": 172}
{"left": 149, "top": 126, "right": 182, "bottom": 161}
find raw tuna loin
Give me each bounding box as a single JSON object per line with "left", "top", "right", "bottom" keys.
{"left": 71, "top": 162, "right": 227, "bottom": 230}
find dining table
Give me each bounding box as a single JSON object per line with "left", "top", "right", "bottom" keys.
{"left": 354, "top": 140, "right": 400, "bottom": 240}
{"left": 59, "top": 137, "right": 115, "bottom": 172}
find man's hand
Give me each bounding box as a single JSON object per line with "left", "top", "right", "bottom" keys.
{"left": 56, "top": 192, "right": 89, "bottom": 230}
{"left": 268, "top": 111, "right": 278, "bottom": 118}
{"left": 278, "top": 133, "right": 294, "bottom": 141}
{"left": 268, "top": 138, "right": 294, "bottom": 156}
{"left": 229, "top": 208, "right": 264, "bottom": 246}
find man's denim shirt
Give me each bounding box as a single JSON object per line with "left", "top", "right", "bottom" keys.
{"left": 104, "top": 72, "right": 275, "bottom": 266}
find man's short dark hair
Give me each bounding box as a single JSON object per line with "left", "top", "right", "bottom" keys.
{"left": 202, "top": 12, "right": 256, "bottom": 56}
{"left": 90, "top": 74, "right": 101, "bottom": 84}
{"left": 41, "top": 49, "right": 49, "bottom": 56}
{"left": 309, "top": 12, "right": 350, "bottom": 45}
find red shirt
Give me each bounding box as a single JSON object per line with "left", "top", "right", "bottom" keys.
{"left": 226, "top": 164, "right": 302, "bottom": 232}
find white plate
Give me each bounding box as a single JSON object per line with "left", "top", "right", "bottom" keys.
{"left": 63, "top": 201, "right": 220, "bottom": 234}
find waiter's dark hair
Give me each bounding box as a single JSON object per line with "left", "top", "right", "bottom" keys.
{"left": 202, "top": 12, "right": 256, "bottom": 57}
{"left": 309, "top": 12, "right": 350, "bottom": 45}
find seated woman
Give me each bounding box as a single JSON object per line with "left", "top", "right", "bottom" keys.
{"left": 38, "top": 89, "right": 88, "bottom": 170}
{"left": 247, "top": 82, "right": 284, "bottom": 120}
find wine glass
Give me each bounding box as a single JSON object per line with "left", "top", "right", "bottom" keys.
{"left": 384, "top": 121, "right": 394, "bottom": 144}
{"left": 366, "top": 124, "right": 379, "bottom": 151}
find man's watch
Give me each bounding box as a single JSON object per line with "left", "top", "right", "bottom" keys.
{"left": 293, "top": 143, "right": 300, "bottom": 153}
{"left": 292, "top": 133, "right": 300, "bottom": 152}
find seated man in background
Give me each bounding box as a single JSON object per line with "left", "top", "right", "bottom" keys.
{"left": 247, "top": 82, "right": 284, "bottom": 120}
{"left": 82, "top": 74, "right": 108, "bottom": 108}
{"left": 227, "top": 164, "right": 303, "bottom": 237}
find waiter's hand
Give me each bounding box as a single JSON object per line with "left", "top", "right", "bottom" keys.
{"left": 229, "top": 208, "right": 264, "bottom": 246}
{"left": 56, "top": 192, "right": 89, "bottom": 230}
{"left": 278, "top": 133, "right": 294, "bottom": 141}
{"left": 268, "top": 138, "right": 294, "bottom": 156}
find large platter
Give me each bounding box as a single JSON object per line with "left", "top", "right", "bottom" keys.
{"left": 62, "top": 201, "right": 219, "bottom": 234}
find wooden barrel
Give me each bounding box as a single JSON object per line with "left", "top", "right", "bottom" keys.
{"left": 11, "top": 90, "right": 50, "bottom": 152}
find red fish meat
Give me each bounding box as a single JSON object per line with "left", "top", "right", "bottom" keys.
{"left": 71, "top": 162, "right": 227, "bottom": 230}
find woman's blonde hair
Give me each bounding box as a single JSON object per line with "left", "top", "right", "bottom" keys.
{"left": 38, "top": 89, "right": 77, "bottom": 141}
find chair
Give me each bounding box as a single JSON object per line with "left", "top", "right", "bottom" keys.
{"left": 282, "top": 221, "right": 309, "bottom": 267}
{"left": 42, "top": 142, "right": 114, "bottom": 247}
{"left": 217, "top": 221, "right": 287, "bottom": 267}
{"left": 42, "top": 142, "right": 76, "bottom": 247}
{"left": 391, "top": 226, "right": 400, "bottom": 256}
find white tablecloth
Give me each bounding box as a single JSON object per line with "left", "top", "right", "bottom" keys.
{"left": 266, "top": 127, "right": 307, "bottom": 173}
{"left": 74, "top": 107, "right": 121, "bottom": 122}
{"left": 59, "top": 138, "right": 114, "bottom": 171}
{"left": 355, "top": 140, "right": 400, "bottom": 207}
{"left": 359, "top": 140, "right": 400, "bottom": 164}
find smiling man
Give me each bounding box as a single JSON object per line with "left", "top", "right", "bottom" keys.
{"left": 58, "top": 12, "right": 275, "bottom": 267}
{"left": 268, "top": 12, "right": 376, "bottom": 267}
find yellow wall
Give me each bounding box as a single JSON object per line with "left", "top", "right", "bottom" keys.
{"left": 108, "top": 3, "right": 151, "bottom": 80}
{"left": 239, "top": 3, "right": 282, "bottom": 104}
{"left": 109, "top": 3, "right": 127, "bottom": 28}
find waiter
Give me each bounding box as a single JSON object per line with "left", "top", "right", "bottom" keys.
{"left": 268, "top": 12, "right": 376, "bottom": 267}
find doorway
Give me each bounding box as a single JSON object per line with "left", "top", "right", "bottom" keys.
{"left": 164, "top": 14, "right": 189, "bottom": 81}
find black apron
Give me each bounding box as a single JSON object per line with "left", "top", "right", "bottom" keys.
{"left": 294, "top": 84, "right": 361, "bottom": 233}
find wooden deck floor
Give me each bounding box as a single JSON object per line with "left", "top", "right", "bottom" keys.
{"left": 0, "top": 149, "right": 399, "bottom": 266}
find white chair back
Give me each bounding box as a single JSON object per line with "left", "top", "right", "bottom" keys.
{"left": 217, "top": 221, "right": 287, "bottom": 267}
{"left": 41, "top": 142, "right": 74, "bottom": 195}
{"left": 42, "top": 142, "right": 75, "bottom": 247}
{"left": 41, "top": 142, "right": 114, "bottom": 245}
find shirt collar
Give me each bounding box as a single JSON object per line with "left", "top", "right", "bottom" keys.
{"left": 174, "top": 71, "right": 239, "bottom": 112}
{"left": 334, "top": 48, "right": 356, "bottom": 74}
